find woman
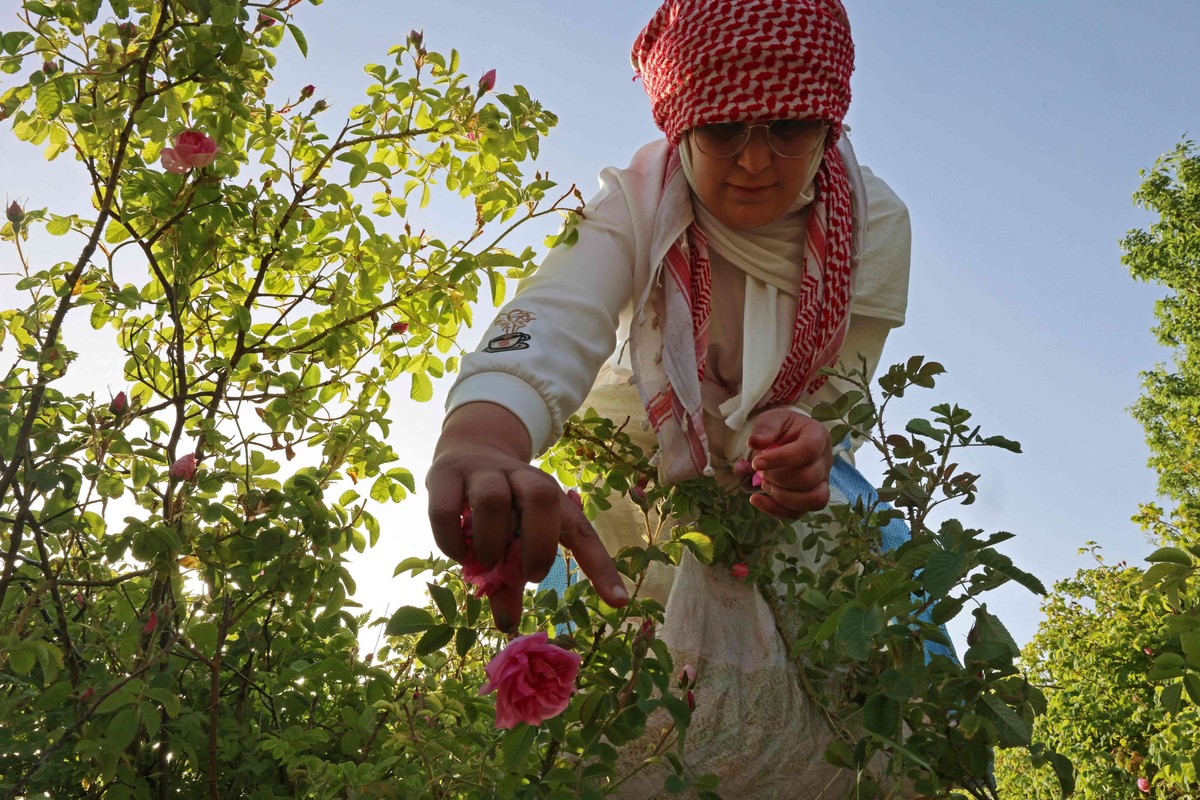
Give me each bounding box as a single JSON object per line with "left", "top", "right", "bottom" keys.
{"left": 428, "top": 0, "right": 912, "bottom": 794}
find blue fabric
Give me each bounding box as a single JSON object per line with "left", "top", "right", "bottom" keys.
{"left": 538, "top": 453, "right": 960, "bottom": 665}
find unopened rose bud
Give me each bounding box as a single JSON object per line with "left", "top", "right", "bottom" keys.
{"left": 142, "top": 609, "right": 158, "bottom": 634}
{"left": 299, "top": 84, "right": 315, "bottom": 99}
{"left": 409, "top": 29, "right": 423, "bottom": 49}
{"left": 478, "top": 68, "right": 496, "bottom": 93}
{"left": 312, "top": 99, "right": 328, "bottom": 113}
{"left": 80, "top": 687, "right": 95, "bottom": 703}
{"left": 1138, "top": 777, "right": 1150, "bottom": 793}
{"left": 6, "top": 200, "right": 24, "bottom": 226}
{"left": 170, "top": 453, "right": 198, "bottom": 481}
{"left": 74, "top": 592, "right": 86, "bottom": 608}
{"left": 109, "top": 391, "right": 128, "bottom": 416}
{"left": 630, "top": 476, "right": 649, "bottom": 502}
{"left": 42, "top": 60, "right": 58, "bottom": 75}
{"left": 678, "top": 664, "right": 696, "bottom": 687}
{"left": 730, "top": 562, "right": 750, "bottom": 581}
{"left": 257, "top": 13, "right": 276, "bottom": 27}
{"left": 686, "top": 689, "right": 696, "bottom": 711}
{"left": 389, "top": 321, "right": 408, "bottom": 334}
{"left": 116, "top": 22, "right": 137, "bottom": 38}
{"left": 634, "top": 619, "right": 654, "bottom": 645}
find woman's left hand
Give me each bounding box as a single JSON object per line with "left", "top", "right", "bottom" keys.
{"left": 745, "top": 408, "right": 834, "bottom": 518}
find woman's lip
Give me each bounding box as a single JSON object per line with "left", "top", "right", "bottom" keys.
{"left": 730, "top": 184, "right": 773, "bottom": 196}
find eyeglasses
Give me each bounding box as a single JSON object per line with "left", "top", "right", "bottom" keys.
{"left": 690, "top": 120, "right": 828, "bottom": 159}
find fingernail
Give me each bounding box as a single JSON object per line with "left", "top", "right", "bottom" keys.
{"left": 611, "top": 583, "right": 628, "bottom": 602}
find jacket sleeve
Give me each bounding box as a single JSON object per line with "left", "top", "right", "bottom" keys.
{"left": 445, "top": 175, "right": 639, "bottom": 455}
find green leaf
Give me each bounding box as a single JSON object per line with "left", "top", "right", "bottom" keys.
{"left": 905, "top": 418, "right": 945, "bottom": 442}
{"left": 286, "top": 23, "right": 309, "bottom": 57}
{"left": 35, "top": 81, "right": 62, "bottom": 119}
{"left": 863, "top": 692, "right": 900, "bottom": 737}
{"left": 427, "top": 582, "right": 459, "bottom": 625}
{"left": 982, "top": 693, "right": 1031, "bottom": 747}
{"left": 502, "top": 723, "right": 538, "bottom": 770}
{"left": 1148, "top": 652, "right": 1185, "bottom": 680}
{"left": 1182, "top": 630, "right": 1200, "bottom": 666}
{"left": 106, "top": 707, "right": 139, "bottom": 751}
{"left": 1049, "top": 751, "right": 1075, "bottom": 797}
{"left": 384, "top": 605, "right": 436, "bottom": 636}
{"left": 8, "top": 646, "right": 36, "bottom": 675}
{"left": 76, "top": 0, "right": 102, "bottom": 22}
{"left": 415, "top": 625, "right": 454, "bottom": 655}
{"left": 838, "top": 605, "right": 882, "bottom": 662}
{"left": 410, "top": 372, "right": 433, "bottom": 402}
{"left": 1146, "top": 546, "right": 1194, "bottom": 566}
{"left": 455, "top": 627, "right": 477, "bottom": 658}
{"left": 920, "top": 550, "right": 963, "bottom": 599}
{"left": 1161, "top": 681, "right": 1183, "bottom": 713}
{"left": 1183, "top": 673, "right": 1200, "bottom": 705}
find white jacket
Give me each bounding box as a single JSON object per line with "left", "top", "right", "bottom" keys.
{"left": 446, "top": 137, "right": 911, "bottom": 457}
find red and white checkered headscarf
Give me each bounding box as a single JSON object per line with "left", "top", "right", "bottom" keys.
{"left": 632, "top": 0, "right": 853, "bottom": 145}
{"left": 629, "top": 0, "right": 857, "bottom": 482}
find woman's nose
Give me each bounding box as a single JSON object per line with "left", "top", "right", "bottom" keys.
{"left": 735, "top": 127, "right": 773, "bottom": 173}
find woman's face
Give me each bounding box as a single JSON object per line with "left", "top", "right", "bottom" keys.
{"left": 687, "top": 120, "right": 825, "bottom": 230}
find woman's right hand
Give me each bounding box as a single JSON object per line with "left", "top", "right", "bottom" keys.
{"left": 426, "top": 402, "right": 628, "bottom": 632}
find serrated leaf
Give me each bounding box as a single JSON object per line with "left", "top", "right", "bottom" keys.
{"left": 921, "top": 550, "right": 963, "bottom": 598}
{"left": 1148, "top": 652, "right": 1185, "bottom": 680}
{"left": 905, "top": 417, "right": 945, "bottom": 442}
{"left": 838, "top": 605, "right": 882, "bottom": 662}
{"left": 35, "top": 81, "right": 62, "bottom": 119}
{"left": 455, "top": 627, "right": 478, "bottom": 658}
{"left": 106, "top": 707, "right": 139, "bottom": 751}
{"left": 863, "top": 692, "right": 900, "bottom": 737}
{"left": 286, "top": 23, "right": 308, "bottom": 57}
{"left": 427, "top": 582, "right": 459, "bottom": 625}
{"left": 982, "top": 693, "right": 1031, "bottom": 746}
{"left": 1146, "top": 546, "right": 1193, "bottom": 566}
{"left": 1161, "top": 681, "right": 1183, "bottom": 713}
{"left": 415, "top": 625, "right": 454, "bottom": 655}
{"left": 385, "top": 605, "right": 436, "bottom": 636}
{"left": 410, "top": 372, "right": 433, "bottom": 402}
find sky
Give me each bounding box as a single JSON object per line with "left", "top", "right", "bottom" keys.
{"left": 2, "top": 1, "right": 1199, "bottom": 651}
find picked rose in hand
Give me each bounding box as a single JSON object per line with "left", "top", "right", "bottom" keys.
{"left": 459, "top": 507, "right": 523, "bottom": 598}
{"left": 160, "top": 130, "right": 218, "bottom": 174}
{"left": 479, "top": 632, "right": 581, "bottom": 728}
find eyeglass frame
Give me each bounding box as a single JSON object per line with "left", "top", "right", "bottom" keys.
{"left": 689, "top": 119, "right": 829, "bottom": 159}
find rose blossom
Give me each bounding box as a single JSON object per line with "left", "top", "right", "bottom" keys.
{"left": 459, "top": 507, "right": 524, "bottom": 598}
{"left": 160, "top": 130, "right": 218, "bottom": 174}
{"left": 170, "top": 453, "right": 198, "bottom": 481}
{"left": 730, "top": 562, "right": 750, "bottom": 580}
{"left": 479, "top": 631, "right": 581, "bottom": 728}
{"left": 1138, "top": 777, "right": 1150, "bottom": 793}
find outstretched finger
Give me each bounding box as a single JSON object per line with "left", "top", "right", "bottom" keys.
{"left": 487, "top": 581, "right": 524, "bottom": 634}
{"left": 559, "top": 500, "right": 628, "bottom": 608}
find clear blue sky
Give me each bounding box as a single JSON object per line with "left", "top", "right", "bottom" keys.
{"left": 3, "top": 1, "right": 1198, "bottom": 648}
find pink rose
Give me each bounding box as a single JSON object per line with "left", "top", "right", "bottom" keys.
{"left": 730, "top": 562, "right": 750, "bottom": 580}
{"left": 1138, "top": 777, "right": 1150, "bottom": 793}
{"left": 170, "top": 453, "right": 198, "bottom": 481}
{"left": 459, "top": 507, "right": 524, "bottom": 598}
{"left": 142, "top": 609, "right": 158, "bottom": 634}
{"left": 686, "top": 689, "right": 696, "bottom": 710}
{"left": 300, "top": 84, "right": 315, "bottom": 99}
{"left": 160, "top": 130, "right": 218, "bottom": 174}
{"left": 479, "top": 631, "right": 581, "bottom": 728}
{"left": 389, "top": 321, "right": 409, "bottom": 334}
{"left": 478, "top": 68, "right": 496, "bottom": 93}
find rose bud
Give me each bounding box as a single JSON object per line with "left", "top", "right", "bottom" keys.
{"left": 6, "top": 200, "right": 24, "bottom": 226}
{"left": 1138, "top": 777, "right": 1150, "bottom": 793}
{"left": 678, "top": 664, "right": 696, "bottom": 687}
{"left": 170, "top": 453, "right": 198, "bottom": 481}
{"left": 80, "top": 687, "right": 95, "bottom": 703}
{"left": 630, "top": 476, "right": 650, "bottom": 503}
{"left": 312, "top": 99, "right": 328, "bottom": 113}
{"left": 42, "top": 60, "right": 58, "bottom": 75}
{"left": 299, "top": 84, "right": 315, "bottom": 99}
{"left": 409, "top": 29, "right": 423, "bottom": 49}
{"left": 389, "top": 321, "right": 408, "bottom": 334}
{"left": 116, "top": 22, "right": 137, "bottom": 38}
{"left": 634, "top": 619, "right": 655, "bottom": 645}
{"left": 257, "top": 13, "right": 276, "bottom": 27}
{"left": 142, "top": 609, "right": 158, "bottom": 634}
{"left": 478, "top": 68, "right": 497, "bottom": 93}
{"left": 109, "top": 391, "right": 128, "bottom": 416}
{"left": 685, "top": 690, "right": 696, "bottom": 711}
{"left": 74, "top": 592, "right": 86, "bottom": 608}
{"left": 729, "top": 563, "right": 750, "bottom": 581}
